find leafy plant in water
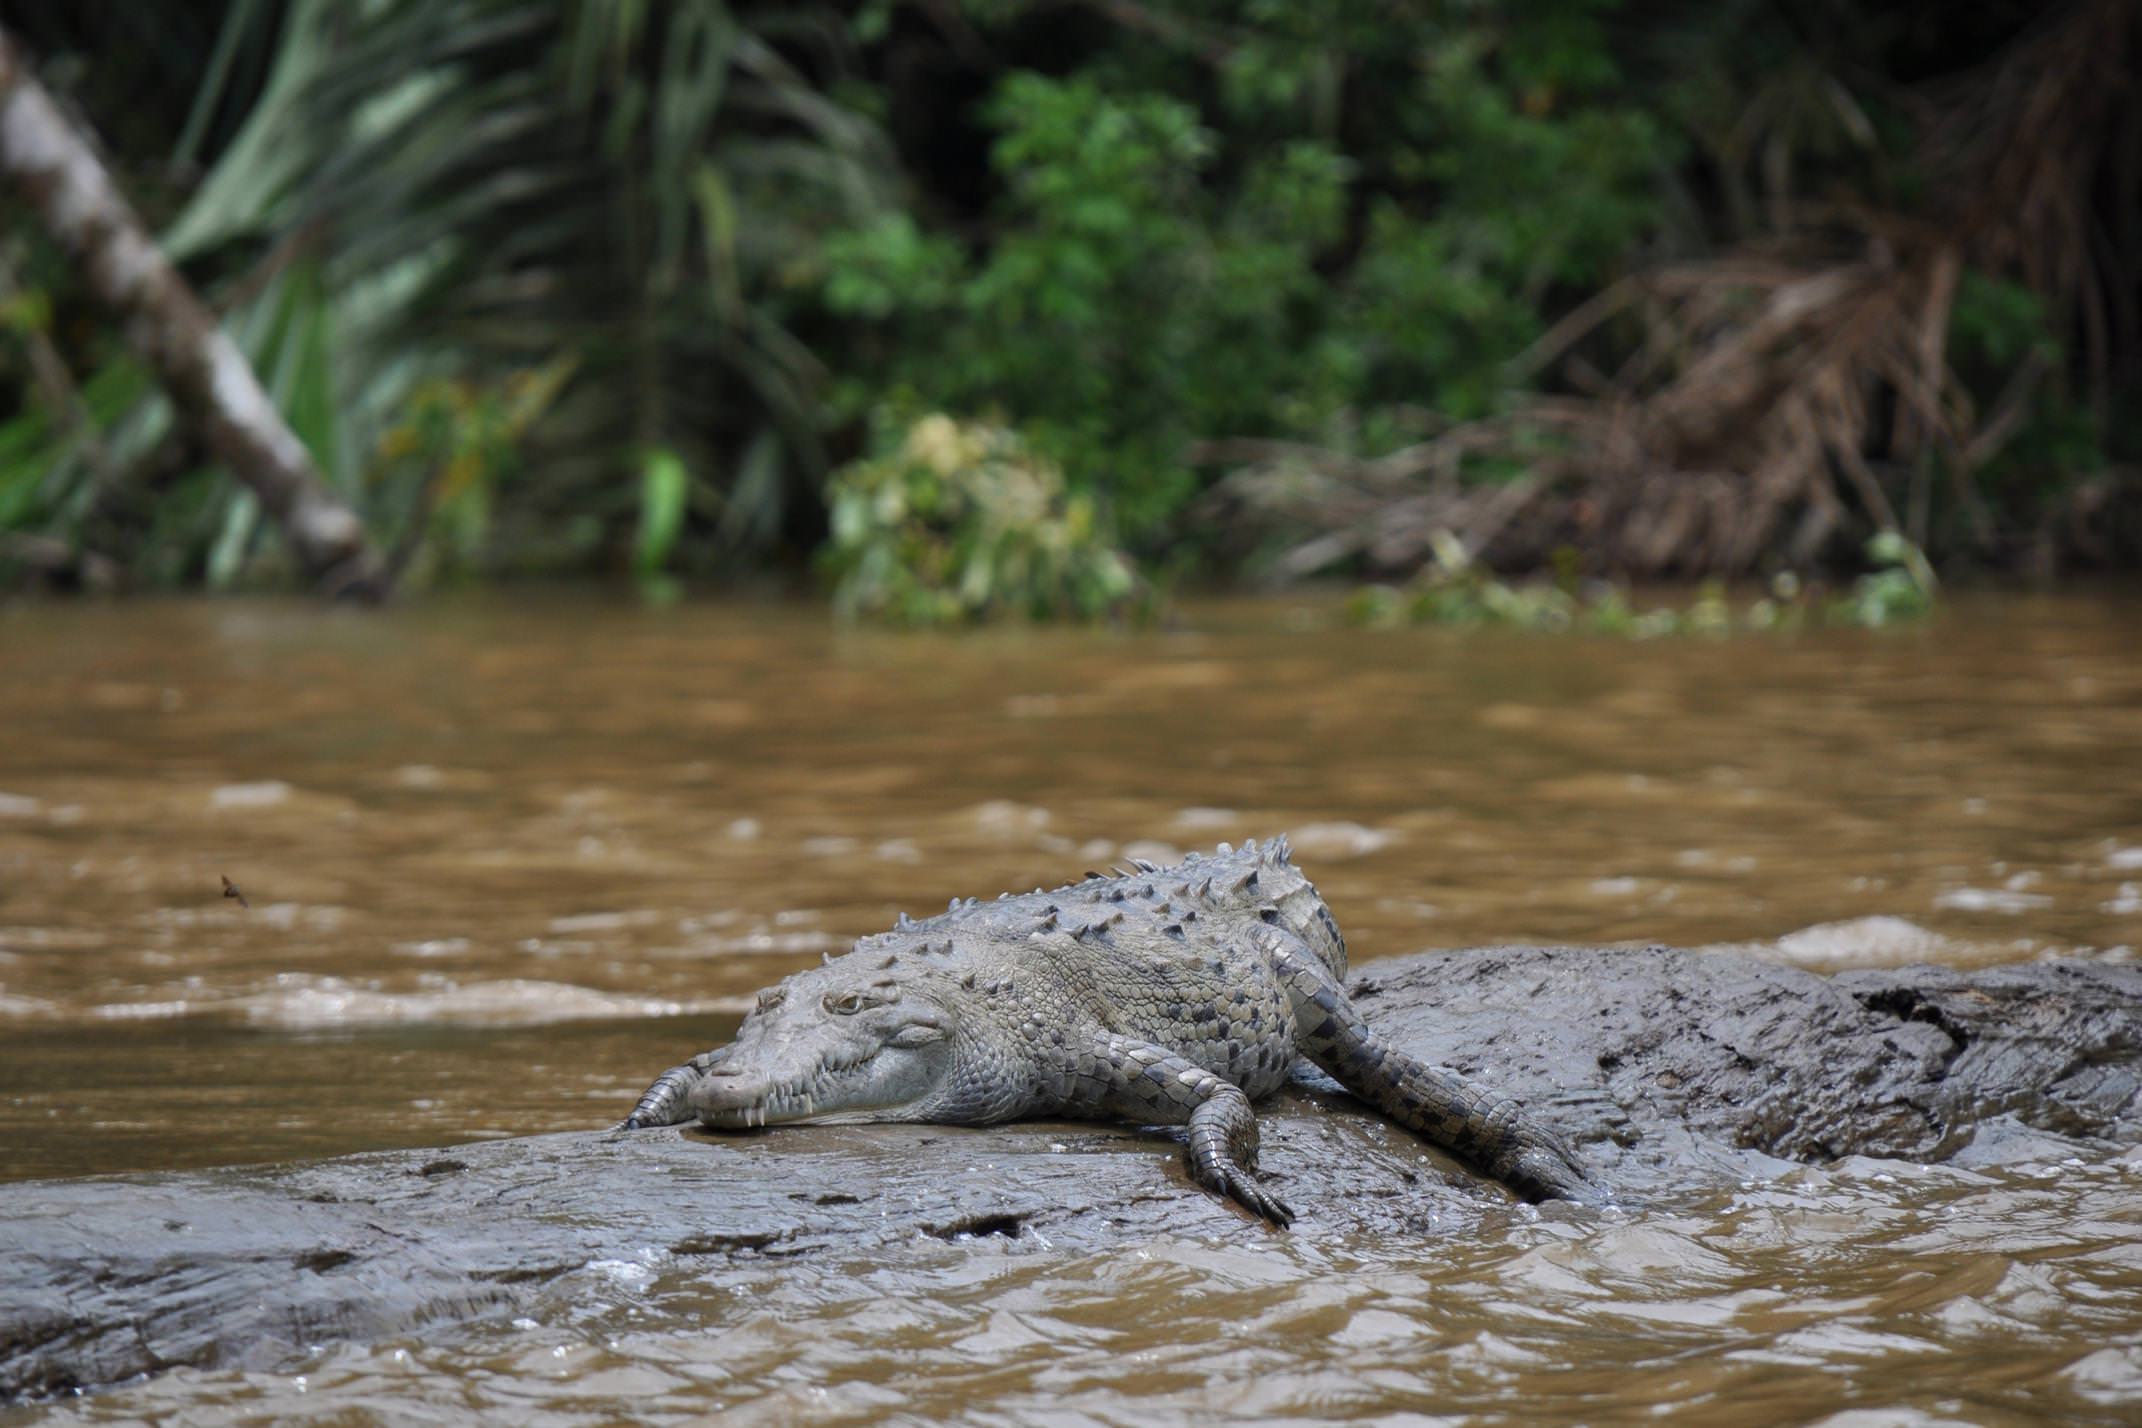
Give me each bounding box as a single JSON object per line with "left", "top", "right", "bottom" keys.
{"left": 1348, "top": 532, "right": 1936, "bottom": 635}
{"left": 823, "top": 411, "right": 1145, "bottom": 624}
{"left": 1828, "top": 532, "right": 1937, "bottom": 628}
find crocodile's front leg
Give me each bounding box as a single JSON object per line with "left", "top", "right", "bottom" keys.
{"left": 1070, "top": 1032, "right": 1294, "bottom": 1226}
{"left": 1264, "top": 932, "right": 1603, "bottom": 1206}
{"left": 620, "top": 1045, "right": 732, "bottom": 1129}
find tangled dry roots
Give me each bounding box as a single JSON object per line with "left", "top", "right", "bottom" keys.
{"left": 1203, "top": 0, "right": 2139, "bottom": 580}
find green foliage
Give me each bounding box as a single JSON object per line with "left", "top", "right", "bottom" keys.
{"left": 1348, "top": 532, "right": 1937, "bottom": 635}
{"left": 4, "top": 0, "right": 891, "bottom": 588}
{"left": 374, "top": 359, "right": 575, "bottom": 578}
{"left": 822, "top": 74, "right": 1288, "bottom": 536}
{"left": 1346, "top": 532, "right": 1673, "bottom": 635}
{"left": 0, "top": 407, "right": 55, "bottom": 536}
{"left": 4, "top": 0, "right": 2128, "bottom": 595}
{"left": 1829, "top": 532, "right": 1938, "bottom": 628}
{"left": 823, "top": 411, "right": 1144, "bottom": 624}
{"left": 635, "top": 449, "right": 690, "bottom": 580}
{"left": 1944, "top": 267, "right": 2109, "bottom": 517}
{"left": 0, "top": 286, "right": 52, "bottom": 339}
{"left": 819, "top": 10, "right": 1667, "bottom": 541}
{"left": 1336, "top": 20, "right": 1665, "bottom": 415}
{"left": 1949, "top": 270, "right": 2059, "bottom": 372}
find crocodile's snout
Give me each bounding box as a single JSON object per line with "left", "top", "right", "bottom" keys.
{"left": 692, "top": 1064, "right": 802, "bottom": 1127}
{"left": 685, "top": 974, "right": 957, "bottom": 1128}
{"left": 688, "top": 1054, "right": 835, "bottom": 1127}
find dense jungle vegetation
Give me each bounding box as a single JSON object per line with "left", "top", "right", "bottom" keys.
{"left": 0, "top": 1, "right": 2135, "bottom": 610}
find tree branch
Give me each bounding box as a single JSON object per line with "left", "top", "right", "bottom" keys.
{"left": 0, "top": 27, "right": 386, "bottom": 600}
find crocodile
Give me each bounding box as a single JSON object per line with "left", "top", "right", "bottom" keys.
{"left": 621, "top": 838, "right": 1600, "bottom": 1224}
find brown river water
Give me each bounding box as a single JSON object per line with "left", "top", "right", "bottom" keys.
{"left": 2, "top": 590, "right": 2140, "bottom": 1424}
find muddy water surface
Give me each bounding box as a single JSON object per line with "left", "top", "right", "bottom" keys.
{"left": 3, "top": 591, "right": 2140, "bottom": 1423}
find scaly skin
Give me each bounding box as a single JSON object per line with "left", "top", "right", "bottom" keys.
{"left": 622, "top": 838, "right": 1600, "bottom": 1225}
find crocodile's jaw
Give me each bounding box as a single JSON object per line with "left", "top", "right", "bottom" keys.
{"left": 693, "top": 1074, "right": 928, "bottom": 1128}
{"left": 686, "top": 980, "right": 957, "bottom": 1129}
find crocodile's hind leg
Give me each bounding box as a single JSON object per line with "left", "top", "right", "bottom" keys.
{"left": 620, "top": 1045, "right": 732, "bottom": 1129}
{"left": 1263, "top": 932, "right": 1603, "bottom": 1206}
{"left": 1072, "top": 1032, "right": 1294, "bottom": 1226}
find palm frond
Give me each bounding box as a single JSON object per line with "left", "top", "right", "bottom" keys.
{"left": 41, "top": 0, "right": 890, "bottom": 585}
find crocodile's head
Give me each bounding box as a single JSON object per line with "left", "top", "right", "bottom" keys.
{"left": 690, "top": 963, "right": 958, "bottom": 1128}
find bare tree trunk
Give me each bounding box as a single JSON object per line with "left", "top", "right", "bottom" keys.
{"left": 0, "top": 27, "right": 385, "bottom": 600}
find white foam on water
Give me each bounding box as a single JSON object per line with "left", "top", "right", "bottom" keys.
{"left": 210, "top": 781, "right": 293, "bottom": 809}
{"left": 1932, "top": 887, "right": 2054, "bottom": 914}
{"left": 89, "top": 975, "right": 748, "bottom": 1029}
{"left": 1772, "top": 915, "right": 1967, "bottom": 967}
{"left": 1286, "top": 822, "right": 1398, "bottom": 859}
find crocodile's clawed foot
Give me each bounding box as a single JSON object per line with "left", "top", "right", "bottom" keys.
{"left": 1195, "top": 1162, "right": 1295, "bottom": 1228}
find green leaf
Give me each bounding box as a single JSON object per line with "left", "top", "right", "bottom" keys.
{"left": 206, "top": 490, "right": 261, "bottom": 589}
{"left": 635, "top": 447, "right": 689, "bottom": 575}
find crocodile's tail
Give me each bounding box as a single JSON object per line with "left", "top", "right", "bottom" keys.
{"left": 1350, "top": 1053, "right": 1604, "bottom": 1205}
{"left": 1269, "top": 932, "right": 1605, "bottom": 1206}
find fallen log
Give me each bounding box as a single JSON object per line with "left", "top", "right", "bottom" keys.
{"left": 4, "top": 944, "right": 2136, "bottom": 1399}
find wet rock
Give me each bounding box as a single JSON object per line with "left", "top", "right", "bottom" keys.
{"left": 3, "top": 945, "right": 2137, "bottom": 1400}
{"left": 1350, "top": 946, "right": 2142, "bottom": 1193}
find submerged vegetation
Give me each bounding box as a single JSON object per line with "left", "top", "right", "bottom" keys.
{"left": 1346, "top": 532, "right": 1939, "bottom": 635}
{"left": 0, "top": 1, "right": 2135, "bottom": 612}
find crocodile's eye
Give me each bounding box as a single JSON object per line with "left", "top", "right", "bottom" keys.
{"left": 755, "top": 988, "right": 785, "bottom": 1014}
{"left": 823, "top": 990, "right": 868, "bottom": 1017}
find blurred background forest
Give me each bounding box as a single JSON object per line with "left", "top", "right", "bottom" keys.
{"left": 0, "top": 0, "right": 2136, "bottom": 614}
